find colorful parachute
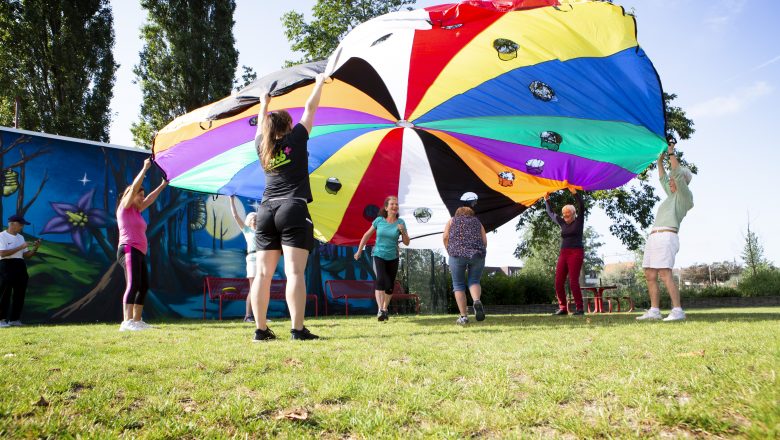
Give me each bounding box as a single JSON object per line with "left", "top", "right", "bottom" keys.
{"left": 153, "top": 0, "right": 666, "bottom": 246}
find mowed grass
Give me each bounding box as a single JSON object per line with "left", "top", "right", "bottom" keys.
{"left": 1, "top": 308, "right": 778, "bottom": 439}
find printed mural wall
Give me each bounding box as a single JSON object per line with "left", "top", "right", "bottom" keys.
{"left": 0, "top": 127, "right": 380, "bottom": 323}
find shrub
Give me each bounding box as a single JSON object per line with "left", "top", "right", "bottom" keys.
{"left": 738, "top": 270, "right": 780, "bottom": 296}
{"left": 478, "top": 271, "right": 556, "bottom": 305}
{"left": 680, "top": 286, "right": 740, "bottom": 298}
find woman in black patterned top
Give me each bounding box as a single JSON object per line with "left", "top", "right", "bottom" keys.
{"left": 443, "top": 196, "right": 488, "bottom": 325}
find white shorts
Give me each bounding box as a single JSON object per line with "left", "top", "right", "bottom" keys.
{"left": 642, "top": 231, "right": 679, "bottom": 269}
{"left": 246, "top": 252, "right": 257, "bottom": 278}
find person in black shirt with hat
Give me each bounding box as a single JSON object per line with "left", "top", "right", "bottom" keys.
{"left": 0, "top": 214, "right": 40, "bottom": 327}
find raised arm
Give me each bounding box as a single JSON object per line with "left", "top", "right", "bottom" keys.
{"left": 140, "top": 179, "right": 167, "bottom": 212}
{"left": 229, "top": 196, "right": 245, "bottom": 228}
{"left": 657, "top": 151, "right": 667, "bottom": 180}
{"left": 668, "top": 143, "right": 680, "bottom": 172}
{"left": 120, "top": 158, "right": 151, "bottom": 209}
{"left": 353, "top": 226, "right": 376, "bottom": 260}
{"left": 572, "top": 189, "right": 584, "bottom": 216}
{"left": 543, "top": 193, "right": 557, "bottom": 222}
{"left": 254, "top": 94, "right": 271, "bottom": 147}
{"left": 299, "top": 74, "right": 328, "bottom": 134}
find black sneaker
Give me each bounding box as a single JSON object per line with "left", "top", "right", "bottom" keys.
{"left": 253, "top": 327, "right": 276, "bottom": 342}
{"left": 473, "top": 300, "right": 485, "bottom": 322}
{"left": 382, "top": 310, "right": 389, "bottom": 321}
{"left": 572, "top": 309, "right": 585, "bottom": 316}
{"left": 377, "top": 310, "right": 386, "bottom": 322}
{"left": 290, "top": 326, "right": 320, "bottom": 340}
{"left": 552, "top": 308, "right": 568, "bottom": 316}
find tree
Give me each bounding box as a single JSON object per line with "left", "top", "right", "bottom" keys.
{"left": 583, "top": 227, "right": 605, "bottom": 276}
{"left": 682, "top": 261, "right": 743, "bottom": 285}
{"left": 0, "top": 0, "right": 117, "bottom": 142}
{"left": 516, "top": 220, "right": 603, "bottom": 279}
{"left": 742, "top": 219, "right": 770, "bottom": 277}
{"left": 234, "top": 65, "right": 257, "bottom": 91}
{"left": 131, "top": 0, "right": 239, "bottom": 149}
{"left": 516, "top": 93, "right": 697, "bottom": 254}
{"left": 281, "top": 0, "right": 416, "bottom": 66}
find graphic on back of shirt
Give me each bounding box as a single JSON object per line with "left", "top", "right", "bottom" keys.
{"left": 268, "top": 146, "right": 293, "bottom": 170}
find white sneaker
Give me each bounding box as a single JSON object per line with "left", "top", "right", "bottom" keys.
{"left": 8, "top": 320, "right": 23, "bottom": 327}
{"left": 456, "top": 316, "right": 469, "bottom": 325}
{"left": 636, "top": 309, "right": 662, "bottom": 321}
{"left": 133, "top": 320, "right": 153, "bottom": 330}
{"left": 663, "top": 309, "right": 686, "bottom": 322}
{"left": 119, "top": 320, "right": 132, "bottom": 332}
{"left": 0, "top": 320, "right": 9, "bottom": 328}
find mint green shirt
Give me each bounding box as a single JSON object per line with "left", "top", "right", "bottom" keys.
{"left": 371, "top": 217, "right": 405, "bottom": 260}
{"left": 653, "top": 167, "right": 693, "bottom": 229}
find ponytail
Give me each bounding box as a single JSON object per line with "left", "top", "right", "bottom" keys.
{"left": 258, "top": 110, "right": 293, "bottom": 170}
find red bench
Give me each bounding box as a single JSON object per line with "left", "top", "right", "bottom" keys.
{"left": 202, "top": 277, "right": 318, "bottom": 320}
{"left": 324, "top": 279, "right": 420, "bottom": 317}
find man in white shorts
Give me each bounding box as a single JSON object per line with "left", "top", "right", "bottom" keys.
{"left": 638, "top": 140, "right": 693, "bottom": 322}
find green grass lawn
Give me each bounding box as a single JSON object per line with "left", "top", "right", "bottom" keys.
{"left": 1, "top": 308, "right": 778, "bottom": 439}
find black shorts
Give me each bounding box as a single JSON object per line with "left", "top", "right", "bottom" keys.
{"left": 255, "top": 199, "right": 314, "bottom": 251}
{"left": 373, "top": 256, "right": 399, "bottom": 294}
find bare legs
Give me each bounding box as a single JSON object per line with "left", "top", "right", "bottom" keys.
{"left": 252, "top": 250, "right": 281, "bottom": 331}
{"left": 282, "top": 246, "right": 309, "bottom": 331}
{"left": 454, "top": 283, "right": 482, "bottom": 316}
{"left": 245, "top": 276, "right": 254, "bottom": 319}
{"left": 644, "top": 268, "right": 682, "bottom": 309}
{"left": 374, "top": 290, "right": 393, "bottom": 312}
{"left": 251, "top": 246, "right": 311, "bottom": 331}
{"left": 123, "top": 303, "right": 133, "bottom": 322}
{"left": 122, "top": 304, "right": 144, "bottom": 321}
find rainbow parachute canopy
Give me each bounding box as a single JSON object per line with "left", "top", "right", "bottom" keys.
{"left": 153, "top": 0, "right": 666, "bottom": 246}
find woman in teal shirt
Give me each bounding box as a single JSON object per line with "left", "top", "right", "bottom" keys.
{"left": 354, "top": 196, "right": 410, "bottom": 321}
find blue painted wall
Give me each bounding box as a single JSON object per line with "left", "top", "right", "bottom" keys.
{"left": 0, "top": 128, "right": 378, "bottom": 323}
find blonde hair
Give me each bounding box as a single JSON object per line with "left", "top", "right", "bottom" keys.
{"left": 244, "top": 212, "right": 257, "bottom": 228}
{"left": 455, "top": 207, "right": 475, "bottom": 217}
{"left": 258, "top": 110, "right": 293, "bottom": 170}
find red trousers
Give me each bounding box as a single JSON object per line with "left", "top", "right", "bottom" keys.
{"left": 555, "top": 247, "right": 584, "bottom": 311}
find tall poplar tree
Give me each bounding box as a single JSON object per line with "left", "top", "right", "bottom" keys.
{"left": 131, "top": 0, "right": 239, "bottom": 149}
{"left": 0, "top": 0, "right": 117, "bottom": 142}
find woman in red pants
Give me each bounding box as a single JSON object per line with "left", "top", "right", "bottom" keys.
{"left": 544, "top": 188, "right": 585, "bottom": 316}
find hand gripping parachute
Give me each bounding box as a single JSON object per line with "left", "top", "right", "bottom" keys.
{"left": 152, "top": 0, "right": 667, "bottom": 246}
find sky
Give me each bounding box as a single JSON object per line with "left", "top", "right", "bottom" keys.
{"left": 107, "top": 0, "right": 780, "bottom": 269}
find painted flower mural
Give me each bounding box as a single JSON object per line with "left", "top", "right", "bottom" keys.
{"left": 40, "top": 189, "right": 110, "bottom": 254}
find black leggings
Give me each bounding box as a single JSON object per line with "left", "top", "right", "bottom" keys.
{"left": 117, "top": 245, "right": 149, "bottom": 305}
{"left": 0, "top": 259, "right": 28, "bottom": 321}
{"left": 373, "top": 257, "right": 399, "bottom": 295}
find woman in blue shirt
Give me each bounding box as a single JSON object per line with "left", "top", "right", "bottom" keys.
{"left": 354, "top": 196, "right": 410, "bottom": 321}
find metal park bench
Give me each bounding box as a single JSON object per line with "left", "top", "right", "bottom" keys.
{"left": 324, "top": 279, "right": 421, "bottom": 317}
{"left": 202, "top": 277, "right": 318, "bottom": 320}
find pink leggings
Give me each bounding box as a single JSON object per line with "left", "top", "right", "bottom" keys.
{"left": 555, "top": 247, "right": 584, "bottom": 311}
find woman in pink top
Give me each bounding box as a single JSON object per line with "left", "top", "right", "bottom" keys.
{"left": 116, "top": 158, "right": 167, "bottom": 331}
